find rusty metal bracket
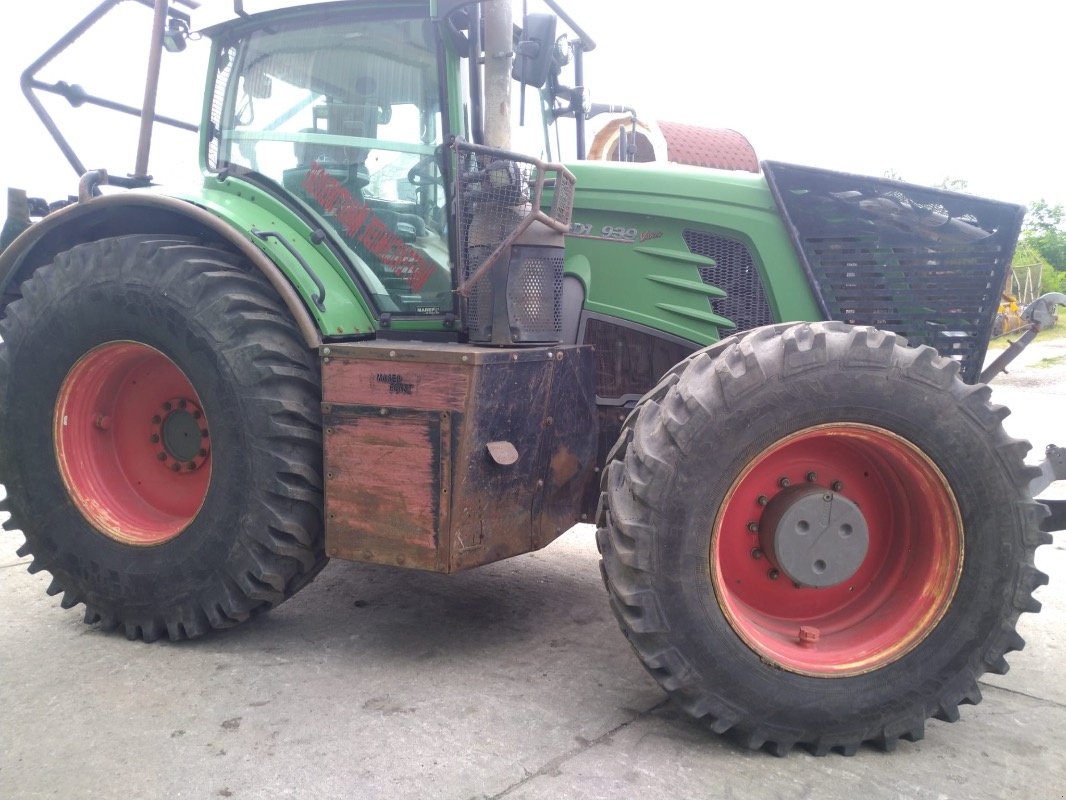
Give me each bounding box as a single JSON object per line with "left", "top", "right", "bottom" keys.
{"left": 979, "top": 324, "right": 1039, "bottom": 384}
{"left": 451, "top": 139, "right": 575, "bottom": 299}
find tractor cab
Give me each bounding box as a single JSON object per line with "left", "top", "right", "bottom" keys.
{"left": 202, "top": 7, "right": 453, "bottom": 317}
{"left": 196, "top": 0, "right": 591, "bottom": 336}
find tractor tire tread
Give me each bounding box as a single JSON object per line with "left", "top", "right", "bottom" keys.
{"left": 595, "top": 321, "right": 1046, "bottom": 755}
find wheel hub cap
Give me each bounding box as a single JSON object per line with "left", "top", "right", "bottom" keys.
{"left": 761, "top": 486, "right": 870, "bottom": 588}
{"left": 154, "top": 398, "right": 210, "bottom": 471}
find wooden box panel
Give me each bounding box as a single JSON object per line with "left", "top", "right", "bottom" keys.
{"left": 322, "top": 342, "right": 596, "bottom": 573}
{"left": 323, "top": 357, "right": 470, "bottom": 412}
{"left": 324, "top": 408, "right": 448, "bottom": 571}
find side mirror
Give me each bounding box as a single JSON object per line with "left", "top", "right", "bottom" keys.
{"left": 512, "top": 13, "right": 557, "bottom": 89}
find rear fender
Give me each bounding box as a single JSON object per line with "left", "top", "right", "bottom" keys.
{"left": 0, "top": 193, "right": 341, "bottom": 348}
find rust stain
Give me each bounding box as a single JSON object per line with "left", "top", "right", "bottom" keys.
{"left": 549, "top": 445, "right": 581, "bottom": 487}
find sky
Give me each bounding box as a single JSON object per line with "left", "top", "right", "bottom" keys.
{"left": 1, "top": 0, "right": 1063, "bottom": 220}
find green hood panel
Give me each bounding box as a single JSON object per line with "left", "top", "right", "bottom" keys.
{"left": 562, "top": 161, "right": 821, "bottom": 345}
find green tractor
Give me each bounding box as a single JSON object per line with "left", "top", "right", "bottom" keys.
{"left": 1, "top": 0, "right": 1060, "bottom": 756}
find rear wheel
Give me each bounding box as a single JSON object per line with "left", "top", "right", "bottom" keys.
{"left": 0, "top": 235, "right": 326, "bottom": 641}
{"left": 598, "top": 322, "right": 1050, "bottom": 754}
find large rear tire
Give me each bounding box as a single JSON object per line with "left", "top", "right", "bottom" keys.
{"left": 0, "top": 235, "right": 326, "bottom": 641}
{"left": 597, "top": 322, "right": 1050, "bottom": 754}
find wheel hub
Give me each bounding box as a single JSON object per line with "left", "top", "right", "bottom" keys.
{"left": 153, "top": 397, "right": 210, "bottom": 471}
{"left": 761, "top": 485, "right": 870, "bottom": 588}
{"left": 711, "top": 423, "right": 963, "bottom": 676}
{"left": 54, "top": 341, "right": 212, "bottom": 546}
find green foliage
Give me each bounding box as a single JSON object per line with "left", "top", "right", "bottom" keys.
{"left": 1023, "top": 199, "right": 1066, "bottom": 271}
{"left": 1042, "top": 260, "right": 1066, "bottom": 293}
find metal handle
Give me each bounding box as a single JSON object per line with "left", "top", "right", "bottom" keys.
{"left": 251, "top": 229, "right": 327, "bottom": 312}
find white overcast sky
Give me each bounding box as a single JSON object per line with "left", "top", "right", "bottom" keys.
{"left": 1, "top": 1, "right": 1063, "bottom": 219}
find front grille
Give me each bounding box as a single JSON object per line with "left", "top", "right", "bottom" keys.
{"left": 683, "top": 230, "right": 775, "bottom": 333}
{"left": 764, "top": 161, "right": 1024, "bottom": 384}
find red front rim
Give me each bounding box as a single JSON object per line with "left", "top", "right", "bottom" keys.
{"left": 711, "top": 424, "right": 963, "bottom": 677}
{"left": 54, "top": 342, "right": 212, "bottom": 546}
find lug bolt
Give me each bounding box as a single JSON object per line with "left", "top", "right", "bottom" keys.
{"left": 157, "top": 452, "right": 167, "bottom": 462}
{"left": 163, "top": 401, "right": 172, "bottom": 411}
{"left": 757, "top": 495, "right": 769, "bottom": 506}
{"left": 751, "top": 548, "right": 763, "bottom": 560}
{"left": 831, "top": 480, "right": 844, "bottom": 492}
{"left": 150, "top": 434, "right": 160, "bottom": 443}
{"left": 778, "top": 476, "right": 791, "bottom": 488}
{"left": 798, "top": 625, "right": 820, "bottom": 646}
{"left": 806, "top": 471, "right": 817, "bottom": 483}
{"left": 747, "top": 521, "right": 759, "bottom": 533}
{"left": 768, "top": 568, "right": 780, "bottom": 581}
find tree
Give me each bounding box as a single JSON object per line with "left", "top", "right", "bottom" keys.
{"left": 936, "top": 177, "right": 969, "bottom": 193}
{"left": 1023, "top": 200, "right": 1066, "bottom": 271}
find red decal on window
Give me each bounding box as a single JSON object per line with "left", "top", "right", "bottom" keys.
{"left": 301, "top": 161, "right": 434, "bottom": 293}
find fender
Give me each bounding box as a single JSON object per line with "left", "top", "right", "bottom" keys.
{"left": 0, "top": 193, "right": 325, "bottom": 348}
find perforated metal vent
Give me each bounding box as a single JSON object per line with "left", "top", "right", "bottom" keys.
{"left": 507, "top": 254, "right": 564, "bottom": 341}
{"left": 682, "top": 230, "right": 775, "bottom": 333}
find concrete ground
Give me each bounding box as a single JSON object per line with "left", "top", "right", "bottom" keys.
{"left": 2, "top": 333, "right": 1064, "bottom": 800}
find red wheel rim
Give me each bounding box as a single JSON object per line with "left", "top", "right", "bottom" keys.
{"left": 54, "top": 342, "right": 212, "bottom": 546}
{"left": 711, "top": 424, "right": 962, "bottom": 677}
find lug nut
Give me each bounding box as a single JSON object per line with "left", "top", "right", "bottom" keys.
{"left": 150, "top": 434, "right": 160, "bottom": 443}
{"left": 757, "top": 495, "right": 769, "bottom": 506}
{"left": 806, "top": 471, "right": 817, "bottom": 483}
{"left": 778, "top": 476, "right": 791, "bottom": 488}
{"left": 768, "top": 568, "right": 780, "bottom": 581}
{"left": 157, "top": 452, "right": 167, "bottom": 461}
{"left": 747, "top": 521, "right": 759, "bottom": 533}
{"left": 93, "top": 414, "right": 111, "bottom": 430}
{"left": 751, "top": 548, "right": 763, "bottom": 560}
{"left": 831, "top": 480, "right": 844, "bottom": 492}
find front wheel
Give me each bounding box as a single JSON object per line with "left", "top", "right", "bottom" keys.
{"left": 597, "top": 322, "right": 1050, "bottom": 754}
{"left": 0, "top": 235, "right": 326, "bottom": 641}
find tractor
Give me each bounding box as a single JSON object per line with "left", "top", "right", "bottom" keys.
{"left": 1, "top": 0, "right": 1062, "bottom": 756}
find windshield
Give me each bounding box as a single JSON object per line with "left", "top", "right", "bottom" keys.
{"left": 209, "top": 14, "right": 452, "bottom": 316}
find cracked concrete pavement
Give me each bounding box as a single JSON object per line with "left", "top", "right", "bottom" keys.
{"left": 1, "top": 333, "right": 1064, "bottom": 799}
